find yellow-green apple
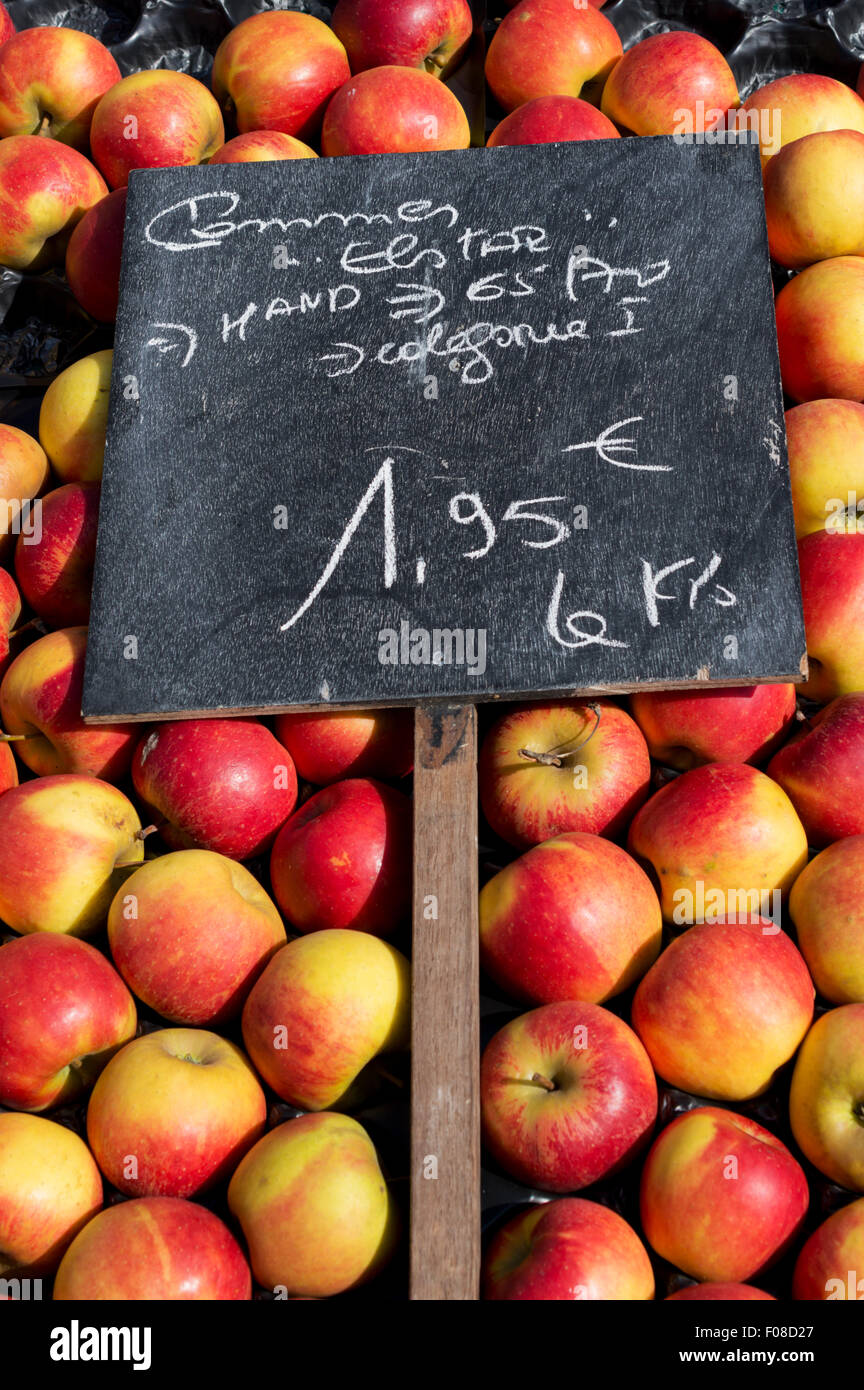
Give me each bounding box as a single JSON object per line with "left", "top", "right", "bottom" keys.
{"left": 792, "top": 1197, "right": 864, "bottom": 1300}
{"left": 0, "top": 1112, "right": 101, "bottom": 1277}
{"left": 273, "top": 707, "right": 413, "bottom": 784}
{"left": 38, "top": 349, "right": 112, "bottom": 483}
{"left": 131, "top": 717, "right": 297, "bottom": 860}
{"left": 627, "top": 762, "right": 808, "bottom": 924}
{"left": 639, "top": 1107, "right": 808, "bottom": 1283}
{"left": 794, "top": 534, "right": 864, "bottom": 701}
{"left": 789, "top": 1004, "right": 864, "bottom": 1191}
{"left": 629, "top": 684, "right": 796, "bottom": 771}
{"left": 211, "top": 10, "right": 350, "bottom": 141}
{"left": 764, "top": 131, "right": 864, "bottom": 270}
{"left": 332, "top": 0, "right": 472, "bottom": 77}
{"left": 269, "top": 777, "right": 411, "bottom": 935}
{"left": 53, "top": 1197, "right": 251, "bottom": 1301}
{"left": 90, "top": 71, "right": 224, "bottom": 189}
{"left": 107, "top": 849, "right": 286, "bottom": 1026}
{"left": 0, "top": 424, "right": 49, "bottom": 561}
{"left": 0, "top": 135, "right": 106, "bottom": 271}
{"left": 741, "top": 74, "right": 864, "bottom": 166}
{"left": 632, "top": 920, "right": 815, "bottom": 1101}
{"left": 208, "top": 131, "right": 317, "bottom": 163}
{"left": 0, "top": 563, "right": 21, "bottom": 681}
{"left": 0, "top": 26, "right": 120, "bottom": 148}
{"left": 321, "top": 66, "right": 470, "bottom": 155}
{"left": 480, "top": 1000, "right": 657, "bottom": 1192}
{"left": 790, "top": 837, "right": 864, "bottom": 1003}
{"left": 478, "top": 699, "right": 650, "bottom": 848}
{"left": 486, "top": 0, "right": 621, "bottom": 113}
{"left": 488, "top": 94, "right": 620, "bottom": 146}
{"left": 0, "top": 933, "right": 136, "bottom": 1112}
{"left": 64, "top": 187, "right": 126, "bottom": 323}
{"left": 768, "top": 695, "right": 864, "bottom": 846}
{"left": 14, "top": 482, "right": 99, "bottom": 626}
{"left": 0, "top": 773, "right": 143, "bottom": 937}
{"left": 479, "top": 831, "right": 661, "bottom": 1005}
{"left": 227, "top": 1113, "right": 398, "bottom": 1297}
{"left": 241, "top": 928, "right": 410, "bottom": 1109}
{"left": 86, "top": 1028, "right": 266, "bottom": 1198}
{"left": 0, "top": 6, "right": 13, "bottom": 45}
{"left": 0, "top": 626, "right": 138, "bottom": 781}
{"left": 483, "top": 1198, "right": 653, "bottom": 1301}
{"left": 775, "top": 255, "right": 864, "bottom": 403}
{"left": 0, "top": 740, "right": 15, "bottom": 795}
{"left": 786, "top": 399, "right": 864, "bottom": 538}
{"left": 601, "top": 31, "right": 738, "bottom": 136}
{"left": 667, "top": 1283, "right": 776, "bottom": 1301}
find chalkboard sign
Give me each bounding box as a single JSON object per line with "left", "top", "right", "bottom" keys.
{"left": 83, "top": 138, "right": 805, "bottom": 720}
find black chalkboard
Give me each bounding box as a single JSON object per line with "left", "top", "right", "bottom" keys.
{"left": 83, "top": 138, "right": 805, "bottom": 720}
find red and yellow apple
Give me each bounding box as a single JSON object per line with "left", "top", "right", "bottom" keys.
{"left": 0, "top": 1112, "right": 102, "bottom": 1277}
{"left": 486, "top": 0, "right": 622, "bottom": 113}
{"left": 0, "top": 26, "right": 120, "bottom": 148}
{"left": 208, "top": 131, "right": 317, "bottom": 164}
{"left": 64, "top": 186, "right": 126, "bottom": 323}
{"left": 0, "top": 6, "right": 14, "bottom": 46}
{"left": 601, "top": 31, "right": 738, "bottom": 137}
{"left": 785, "top": 399, "right": 864, "bottom": 539}
{"left": 488, "top": 94, "right": 619, "bottom": 146}
{"left": 667, "top": 1283, "right": 776, "bottom": 1301}
{"left": 38, "top": 349, "right": 112, "bottom": 484}
{"left": 0, "top": 563, "right": 21, "bottom": 680}
{"left": 629, "top": 683, "right": 796, "bottom": 770}
{"left": 0, "top": 424, "right": 49, "bottom": 561}
{"left": 90, "top": 71, "right": 224, "bottom": 189}
{"left": 764, "top": 130, "right": 864, "bottom": 270}
{"left": 274, "top": 707, "right": 413, "bottom": 784}
{"left": 741, "top": 73, "right": 864, "bottom": 165}
{"left": 776, "top": 255, "right": 864, "bottom": 403}
{"left": 792, "top": 1197, "right": 864, "bottom": 1300}
{"left": 768, "top": 694, "right": 864, "bottom": 846}
{"left": 332, "top": 0, "right": 473, "bottom": 78}
{"left": 0, "top": 739, "right": 16, "bottom": 796}
{"left": 0, "top": 135, "right": 106, "bottom": 271}
{"left": 789, "top": 1004, "right": 864, "bottom": 1191}
{"left": 483, "top": 1198, "right": 653, "bottom": 1301}
{"left": 794, "top": 534, "right": 864, "bottom": 702}
{"left": 14, "top": 481, "right": 99, "bottom": 627}
{"left": 790, "top": 836, "right": 864, "bottom": 1003}
{"left": 321, "top": 66, "right": 470, "bottom": 155}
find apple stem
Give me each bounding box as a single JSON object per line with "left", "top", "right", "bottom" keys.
{"left": 375, "top": 1065, "right": 405, "bottom": 1090}
{"left": 36, "top": 112, "right": 53, "bottom": 137}
{"left": 854, "top": 1101, "right": 864, "bottom": 1126}
{"left": 113, "top": 824, "right": 159, "bottom": 870}
{"left": 530, "top": 1071, "right": 556, "bottom": 1092}
{"left": 518, "top": 703, "right": 602, "bottom": 767}
{"left": 8, "top": 617, "right": 44, "bottom": 640}
{"left": 0, "top": 731, "right": 36, "bottom": 742}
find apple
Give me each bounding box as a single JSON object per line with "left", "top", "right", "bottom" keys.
{"left": 38, "top": 349, "right": 112, "bottom": 484}
{"left": 775, "top": 255, "right": 864, "bottom": 403}
{"left": 794, "top": 534, "right": 864, "bottom": 702}
{"left": 790, "top": 837, "right": 864, "bottom": 1004}
{"left": 0, "top": 1113, "right": 102, "bottom": 1277}
{"left": 14, "top": 482, "right": 99, "bottom": 627}
{"left": 273, "top": 707, "right": 413, "bottom": 784}
{"left": 227, "top": 1113, "right": 398, "bottom": 1297}
{"left": 0, "top": 26, "right": 120, "bottom": 149}
{"left": 0, "top": 135, "right": 106, "bottom": 271}
{"left": 107, "top": 849, "right": 286, "bottom": 1026}
{"left": 764, "top": 131, "right": 864, "bottom": 270}
{"left": 629, "top": 684, "right": 797, "bottom": 771}
{"left": 0, "top": 933, "right": 136, "bottom": 1112}
{"left": 488, "top": 94, "right": 620, "bottom": 146}
{"left": 0, "top": 424, "right": 49, "bottom": 561}
{"left": 483, "top": 1198, "right": 654, "bottom": 1301}
{"left": 0, "top": 563, "right": 21, "bottom": 681}
{"left": 90, "top": 71, "right": 225, "bottom": 189}
{"left": 64, "top": 187, "right": 126, "bottom": 324}
{"left": 640, "top": 1107, "right": 809, "bottom": 1283}
{"left": 87, "top": 1028, "right": 266, "bottom": 1198}
{"left": 478, "top": 698, "right": 650, "bottom": 847}
{"left": 485, "top": 0, "right": 622, "bottom": 113}
{"left": 0, "top": 773, "right": 143, "bottom": 937}
{"left": 0, "top": 6, "right": 13, "bottom": 46}
{"left": 0, "top": 626, "right": 139, "bottom": 781}
{"left": 481, "top": 1000, "right": 657, "bottom": 1192}
{"left": 740, "top": 74, "right": 864, "bottom": 166}
{"left": 0, "top": 740, "right": 15, "bottom": 796}
{"left": 601, "top": 31, "right": 739, "bottom": 137}
{"left": 792, "top": 1197, "right": 864, "bottom": 1300}
{"left": 54, "top": 1197, "right": 251, "bottom": 1301}
{"left": 626, "top": 762, "right": 808, "bottom": 923}
{"left": 131, "top": 717, "right": 297, "bottom": 860}
{"left": 321, "top": 66, "right": 470, "bottom": 155}
{"left": 332, "top": 0, "right": 472, "bottom": 78}
{"left": 212, "top": 10, "right": 350, "bottom": 141}
{"left": 667, "top": 1284, "right": 776, "bottom": 1301}
{"left": 632, "top": 920, "right": 815, "bottom": 1101}
{"left": 269, "top": 777, "right": 411, "bottom": 936}
{"left": 208, "top": 131, "right": 317, "bottom": 164}
{"left": 785, "top": 399, "right": 864, "bottom": 539}
{"left": 479, "top": 831, "right": 661, "bottom": 1006}
{"left": 789, "top": 1004, "right": 864, "bottom": 1191}
{"left": 241, "top": 928, "right": 410, "bottom": 1110}
{"left": 768, "top": 695, "right": 864, "bottom": 846}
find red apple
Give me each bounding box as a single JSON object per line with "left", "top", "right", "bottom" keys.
{"left": 483, "top": 1198, "right": 654, "bottom": 1301}
{"left": 14, "top": 481, "right": 99, "bottom": 626}
{"left": 741, "top": 74, "right": 864, "bottom": 166}
{"left": 789, "top": 1004, "right": 864, "bottom": 1191}
{"left": 481, "top": 1000, "right": 657, "bottom": 1192}
{"left": 785, "top": 398, "right": 864, "bottom": 539}
{"left": 269, "top": 777, "right": 412, "bottom": 936}
{"left": 0, "top": 135, "right": 106, "bottom": 271}
{"left": 479, "top": 698, "right": 650, "bottom": 848}
{"left": 0, "top": 6, "right": 14, "bottom": 46}
{"left": 208, "top": 131, "right": 317, "bottom": 164}
{"left": 0, "top": 26, "right": 120, "bottom": 148}
{"left": 764, "top": 131, "right": 864, "bottom": 270}
{"left": 0, "top": 423, "right": 50, "bottom": 562}
{"left": 87, "top": 1028, "right": 267, "bottom": 1198}
{"left": 131, "top": 717, "right": 297, "bottom": 860}
{"left": 0, "top": 563, "right": 21, "bottom": 681}
{"left": 332, "top": 0, "right": 472, "bottom": 77}
{"left": 632, "top": 920, "right": 815, "bottom": 1101}
{"left": 795, "top": 533, "right": 864, "bottom": 702}
{"left": 790, "top": 836, "right": 864, "bottom": 1003}
{"left": 212, "top": 10, "right": 350, "bottom": 141}
{"left": 0, "top": 933, "right": 136, "bottom": 1112}
{"left": 485, "top": 0, "right": 622, "bottom": 113}
{"left": 321, "top": 66, "right": 470, "bottom": 155}
{"left": 90, "top": 70, "right": 225, "bottom": 189}
{"left": 0, "top": 739, "right": 15, "bottom": 796}
{"left": 274, "top": 707, "right": 413, "bottom": 784}
{"left": 776, "top": 255, "right": 864, "bottom": 403}
{"left": 792, "top": 1197, "right": 864, "bottom": 1300}
{"left": 64, "top": 187, "right": 126, "bottom": 323}
{"left": 768, "top": 695, "right": 864, "bottom": 847}
{"left": 667, "top": 1283, "right": 776, "bottom": 1301}
{"left": 54, "top": 1196, "right": 251, "bottom": 1301}
{"left": 479, "top": 831, "right": 661, "bottom": 1005}
{"left": 488, "top": 94, "right": 620, "bottom": 146}
{"left": 629, "top": 683, "right": 797, "bottom": 771}
{"left": 640, "top": 1107, "right": 809, "bottom": 1283}
{"left": 601, "top": 30, "right": 738, "bottom": 136}
{"left": 0, "top": 1113, "right": 102, "bottom": 1277}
